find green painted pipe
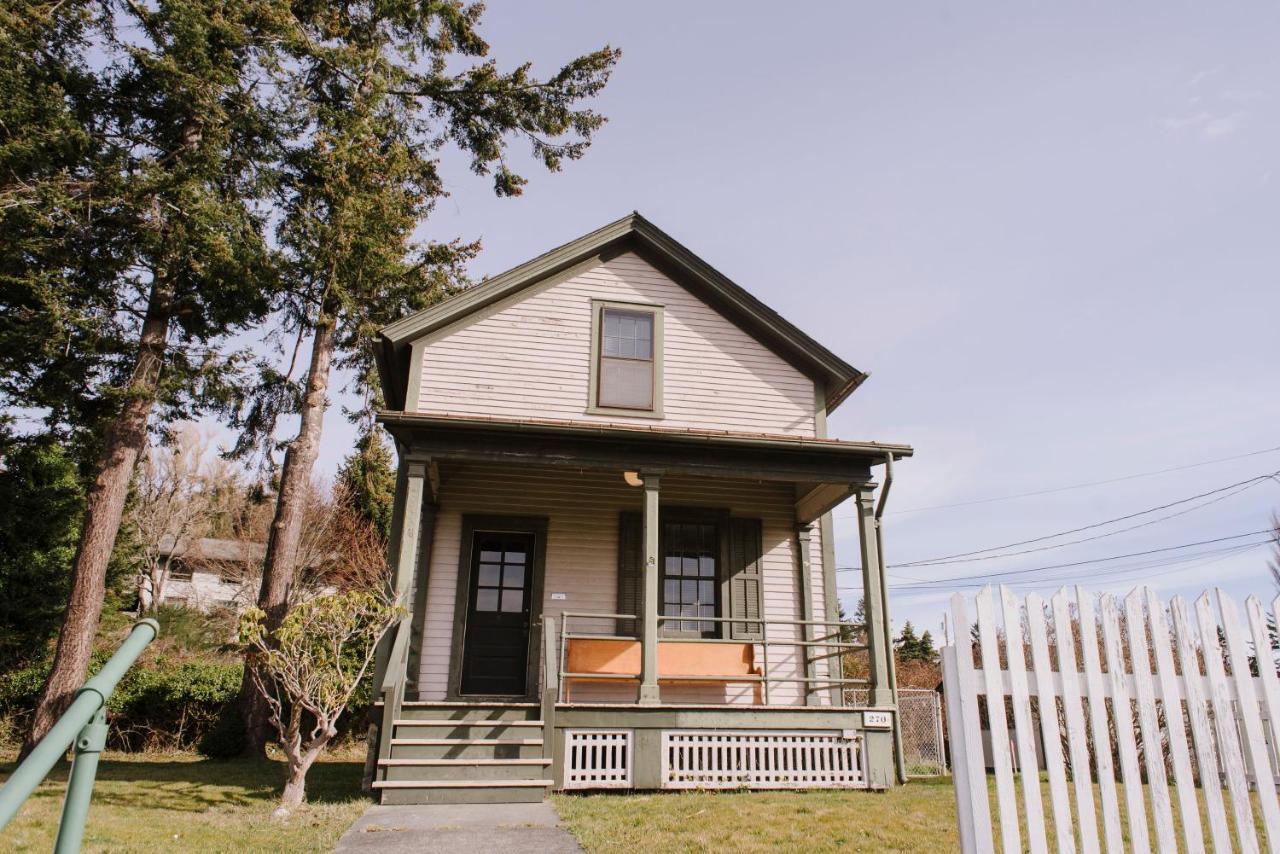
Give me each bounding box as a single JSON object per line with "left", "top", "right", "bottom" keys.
{"left": 0, "top": 619, "right": 158, "bottom": 835}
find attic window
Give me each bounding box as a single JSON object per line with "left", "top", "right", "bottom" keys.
{"left": 589, "top": 301, "right": 664, "bottom": 416}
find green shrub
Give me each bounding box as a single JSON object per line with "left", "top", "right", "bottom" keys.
{"left": 0, "top": 657, "right": 242, "bottom": 751}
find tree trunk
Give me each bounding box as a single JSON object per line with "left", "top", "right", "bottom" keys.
{"left": 278, "top": 739, "right": 325, "bottom": 813}
{"left": 20, "top": 282, "right": 172, "bottom": 759}
{"left": 238, "top": 315, "right": 336, "bottom": 755}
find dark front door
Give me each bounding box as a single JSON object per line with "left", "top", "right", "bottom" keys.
{"left": 460, "top": 531, "right": 534, "bottom": 696}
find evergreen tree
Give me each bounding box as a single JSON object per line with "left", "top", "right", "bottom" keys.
{"left": 336, "top": 428, "right": 396, "bottom": 543}
{"left": 897, "top": 621, "right": 921, "bottom": 660}
{"left": 0, "top": 436, "right": 83, "bottom": 667}
{"left": 228, "top": 3, "right": 619, "bottom": 753}
{"left": 3, "top": 0, "right": 289, "bottom": 754}
{"left": 917, "top": 630, "right": 937, "bottom": 663}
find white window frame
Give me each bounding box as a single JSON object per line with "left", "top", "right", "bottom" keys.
{"left": 587, "top": 298, "right": 664, "bottom": 418}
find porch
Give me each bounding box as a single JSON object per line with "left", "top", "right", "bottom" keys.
{"left": 365, "top": 412, "right": 910, "bottom": 802}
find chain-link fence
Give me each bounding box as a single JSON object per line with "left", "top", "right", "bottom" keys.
{"left": 846, "top": 687, "right": 947, "bottom": 777}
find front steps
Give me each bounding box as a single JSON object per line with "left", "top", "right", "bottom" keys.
{"left": 373, "top": 702, "right": 552, "bottom": 804}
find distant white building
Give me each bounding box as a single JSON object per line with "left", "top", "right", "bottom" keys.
{"left": 156, "top": 537, "right": 265, "bottom": 612}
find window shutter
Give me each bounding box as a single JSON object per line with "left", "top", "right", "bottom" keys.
{"left": 616, "top": 512, "right": 643, "bottom": 635}
{"left": 727, "top": 517, "right": 763, "bottom": 640}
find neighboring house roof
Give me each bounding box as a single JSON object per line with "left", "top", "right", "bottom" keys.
{"left": 158, "top": 536, "right": 266, "bottom": 564}
{"left": 376, "top": 212, "right": 869, "bottom": 413}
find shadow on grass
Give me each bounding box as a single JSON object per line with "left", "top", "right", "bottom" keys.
{"left": 0, "top": 756, "right": 370, "bottom": 812}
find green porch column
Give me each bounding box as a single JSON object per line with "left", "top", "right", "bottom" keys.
{"left": 638, "top": 472, "right": 661, "bottom": 705}
{"left": 369, "top": 461, "right": 427, "bottom": 697}
{"left": 795, "top": 522, "right": 819, "bottom": 706}
{"left": 854, "top": 488, "right": 893, "bottom": 707}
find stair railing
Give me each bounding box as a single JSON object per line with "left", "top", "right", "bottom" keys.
{"left": 376, "top": 617, "right": 412, "bottom": 773}
{"left": 0, "top": 619, "right": 159, "bottom": 852}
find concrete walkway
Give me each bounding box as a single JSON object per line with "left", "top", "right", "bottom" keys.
{"left": 332, "top": 801, "right": 583, "bottom": 853}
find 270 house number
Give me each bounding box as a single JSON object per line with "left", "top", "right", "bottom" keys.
{"left": 863, "top": 711, "right": 892, "bottom": 729}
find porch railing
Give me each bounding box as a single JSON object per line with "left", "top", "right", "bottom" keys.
{"left": 0, "top": 619, "right": 159, "bottom": 852}
{"left": 554, "top": 611, "right": 868, "bottom": 706}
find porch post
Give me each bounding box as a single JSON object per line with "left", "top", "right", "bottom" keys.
{"left": 854, "top": 488, "right": 893, "bottom": 707}
{"left": 638, "top": 471, "right": 662, "bottom": 705}
{"left": 370, "top": 461, "right": 426, "bottom": 692}
{"left": 795, "top": 523, "right": 820, "bottom": 707}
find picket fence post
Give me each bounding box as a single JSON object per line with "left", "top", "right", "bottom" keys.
{"left": 941, "top": 584, "right": 1280, "bottom": 854}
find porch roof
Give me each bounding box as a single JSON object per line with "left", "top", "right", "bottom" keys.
{"left": 377, "top": 410, "right": 911, "bottom": 522}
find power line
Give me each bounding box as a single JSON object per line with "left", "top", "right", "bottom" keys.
{"left": 837, "top": 443, "right": 1280, "bottom": 518}
{"left": 886, "top": 529, "right": 1275, "bottom": 589}
{"left": 883, "top": 541, "right": 1269, "bottom": 594}
{"left": 838, "top": 537, "right": 1272, "bottom": 597}
{"left": 886, "top": 470, "right": 1278, "bottom": 570}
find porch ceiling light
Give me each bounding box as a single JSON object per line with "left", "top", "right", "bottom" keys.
{"left": 623, "top": 470, "right": 644, "bottom": 487}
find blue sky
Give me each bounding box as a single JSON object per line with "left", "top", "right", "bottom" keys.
{"left": 290, "top": 1, "right": 1280, "bottom": 639}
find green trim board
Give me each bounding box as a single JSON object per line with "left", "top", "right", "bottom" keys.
{"left": 445, "top": 514, "right": 550, "bottom": 702}
{"left": 381, "top": 412, "right": 907, "bottom": 487}
{"left": 375, "top": 212, "right": 867, "bottom": 412}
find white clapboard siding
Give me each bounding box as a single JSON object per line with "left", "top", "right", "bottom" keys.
{"left": 414, "top": 252, "right": 818, "bottom": 437}
{"left": 944, "top": 586, "right": 1280, "bottom": 854}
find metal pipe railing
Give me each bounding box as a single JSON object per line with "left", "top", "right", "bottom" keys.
{"left": 553, "top": 610, "right": 869, "bottom": 705}
{"left": 0, "top": 619, "right": 159, "bottom": 851}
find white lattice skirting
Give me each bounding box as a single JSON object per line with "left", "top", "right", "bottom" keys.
{"left": 661, "top": 730, "right": 867, "bottom": 790}
{"left": 564, "top": 730, "right": 634, "bottom": 789}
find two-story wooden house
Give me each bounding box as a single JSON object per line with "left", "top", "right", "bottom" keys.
{"left": 365, "top": 213, "right": 911, "bottom": 804}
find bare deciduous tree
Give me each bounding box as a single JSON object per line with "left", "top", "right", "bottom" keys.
{"left": 128, "top": 426, "right": 243, "bottom": 611}
{"left": 239, "top": 587, "right": 402, "bottom": 813}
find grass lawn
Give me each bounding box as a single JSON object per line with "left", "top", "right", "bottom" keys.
{"left": 0, "top": 748, "right": 371, "bottom": 853}
{"left": 554, "top": 777, "right": 959, "bottom": 853}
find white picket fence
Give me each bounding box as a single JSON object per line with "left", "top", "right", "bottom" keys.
{"left": 942, "top": 585, "right": 1280, "bottom": 854}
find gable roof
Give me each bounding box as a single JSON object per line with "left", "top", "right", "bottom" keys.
{"left": 376, "top": 212, "right": 868, "bottom": 412}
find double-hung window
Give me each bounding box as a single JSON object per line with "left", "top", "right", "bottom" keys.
{"left": 590, "top": 302, "right": 663, "bottom": 415}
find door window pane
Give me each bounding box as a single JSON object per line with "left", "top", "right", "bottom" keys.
{"left": 478, "top": 564, "right": 501, "bottom": 586}
{"left": 476, "top": 589, "right": 499, "bottom": 612}
{"left": 503, "top": 564, "right": 525, "bottom": 588}
{"left": 501, "top": 590, "right": 524, "bottom": 613}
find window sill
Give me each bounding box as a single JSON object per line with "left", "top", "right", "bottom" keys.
{"left": 585, "top": 405, "right": 665, "bottom": 420}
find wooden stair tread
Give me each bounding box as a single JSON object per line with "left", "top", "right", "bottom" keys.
{"left": 391, "top": 737, "right": 543, "bottom": 746}
{"left": 373, "top": 779, "right": 553, "bottom": 789}
{"left": 379, "top": 758, "right": 550, "bottom": 766}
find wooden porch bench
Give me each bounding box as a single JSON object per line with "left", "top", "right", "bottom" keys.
{"left": 561, "top": 637, "right": 763, "bottom": 703}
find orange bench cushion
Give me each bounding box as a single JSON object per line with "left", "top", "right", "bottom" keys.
{"left": 564, "top": 638, "right": 758, "bottom": 679}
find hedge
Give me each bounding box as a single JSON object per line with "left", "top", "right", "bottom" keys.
{"left": 0, "top": 656, "right": 243, "bottom": 751}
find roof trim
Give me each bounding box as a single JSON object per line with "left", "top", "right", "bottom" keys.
{"left": 377, "top": 410, "right": 913, "bottom": 461}
{"left": 376, "top": 212, "right": 868, "bottom": 411}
